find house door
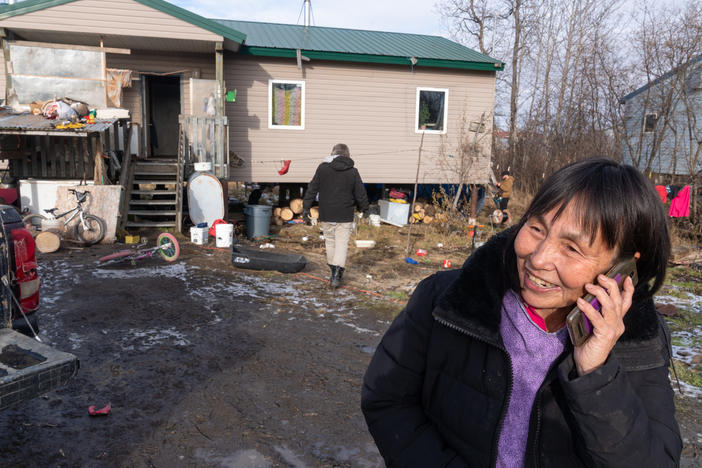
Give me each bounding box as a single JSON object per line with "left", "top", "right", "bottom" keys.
{"left": 143, "top": 75, "right": 181, "bottom": 158}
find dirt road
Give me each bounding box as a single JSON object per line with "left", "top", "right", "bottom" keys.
{"left": 0, "top": 239, "right": 699, "bottom": 467}
{"left": 0, "top": 244, "right": 388, "bottom": 467}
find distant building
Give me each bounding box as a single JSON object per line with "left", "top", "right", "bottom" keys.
{"left": 620, "top": 55, "right": 702, "bottom": 179}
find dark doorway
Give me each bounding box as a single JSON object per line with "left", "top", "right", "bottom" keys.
{"left": 144, "top": 75, "right": 181, "bottom": 158}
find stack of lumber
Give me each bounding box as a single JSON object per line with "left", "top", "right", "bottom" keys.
{"left": 272, "top": 198, "right": 318, "bottom": 225}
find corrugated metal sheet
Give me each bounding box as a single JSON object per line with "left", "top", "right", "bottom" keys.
{"left": 0, "top": 109, "right": 117, "bottom": 133}
{"left": 214, "top": 19, "right": 499, "bottom": 65}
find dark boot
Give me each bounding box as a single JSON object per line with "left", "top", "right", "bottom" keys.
{"left": 330, "top": 265, "right": 343, "bottom": 289}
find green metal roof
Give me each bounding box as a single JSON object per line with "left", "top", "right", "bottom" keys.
{"left": 0, "top": 0, "right": 247, "bottom": 44}
{"left": 213, "top": 19, "right": 504, "bottom": 72}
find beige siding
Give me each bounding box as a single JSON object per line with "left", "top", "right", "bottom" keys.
{"left": 0, "top": 57, "right": 5, "bottom": 103}
{"left": 225, "top": 57, "right": 496, "bottom": 184}
{"left": 106, "top": 50, "right": 215, "bottom": 126}
{"left": 0, "top": 0, "right": 222, "bottom": 42}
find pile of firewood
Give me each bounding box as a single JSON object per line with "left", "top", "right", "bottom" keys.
{"left": 409, "top": 202, "right": 447, "bottom": 224}
{"left": 272, "top": 198, "right": 318, "bottom": 225}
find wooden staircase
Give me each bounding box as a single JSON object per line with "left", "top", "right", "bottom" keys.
{"left": 123, "top": 158, "right": 183, "bottom": 230}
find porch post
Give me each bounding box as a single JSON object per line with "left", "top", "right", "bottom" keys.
{"left": 215, "top": 42, "right": 224, "bottom": 117}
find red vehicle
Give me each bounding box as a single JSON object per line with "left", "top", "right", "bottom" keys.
{"left": 1, "top": 205, "right": 41, "bottom": 335}
{"left": 0, "top": 204, "right": 78, "bottom": 411}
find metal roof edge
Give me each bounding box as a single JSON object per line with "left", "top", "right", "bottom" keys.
{"left": 0, "top": 0, "right": 247, "bottom": 44}
{"left": 0, "top": 0, "right": 76, "bottom": 20}
{"left": 620, "top": 54, "right": 702, "bottom": 104}
{"left": 240, "top": 46, "right": 503, "bottom": 72}
{"left": 135, "top": 0, "right": 246, "bottom": 43}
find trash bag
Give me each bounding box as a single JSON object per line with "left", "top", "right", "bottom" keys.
{"left": 42, "top": 101, "right": 77, "bottom": 120}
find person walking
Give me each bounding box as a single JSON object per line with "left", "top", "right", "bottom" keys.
{"left": 303, "top": 143, "right": 369, "bottom": 289}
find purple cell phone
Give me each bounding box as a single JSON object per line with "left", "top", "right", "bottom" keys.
{"left": 566, "top": 257, "right": 638, "bottom": 346}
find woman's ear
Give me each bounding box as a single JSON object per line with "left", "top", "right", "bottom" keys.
{"left": 634, "top": 252, "right": 641, "bottom": 261}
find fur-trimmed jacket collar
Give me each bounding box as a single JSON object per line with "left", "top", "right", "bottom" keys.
{"left": 433, "top": 228, "right": 665, "bottom": 357}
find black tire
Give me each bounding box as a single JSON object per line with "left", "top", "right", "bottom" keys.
{"left": 74, "top": 214, "right": 106, "bottom": 245}
{"left": 22, "top": 213, "right": 48, "bottom": 231}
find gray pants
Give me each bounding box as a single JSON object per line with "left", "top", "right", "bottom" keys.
{"left": 321, "top": 222, "right": 353, "bottom": 268}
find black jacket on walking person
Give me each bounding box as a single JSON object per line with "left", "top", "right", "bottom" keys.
{"left": 303, "top": 153, "right": 369, "bottom": 223}
{"left": 362, "top": 227, "right": 681, "bottom": 468}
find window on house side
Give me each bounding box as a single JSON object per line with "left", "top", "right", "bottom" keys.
{"left": 643, "top": 113, "right": 658, "bottom": 133}
{"left": 269, "top": 80, "right": 305, "bottom": 129}
{"left": 416, "top": 88, "right": 448, "bottom": 133}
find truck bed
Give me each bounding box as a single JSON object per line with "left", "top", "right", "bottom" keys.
{"left": 0, "top": 329, "right": 79, "bottom": 410}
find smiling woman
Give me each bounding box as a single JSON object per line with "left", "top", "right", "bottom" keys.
{"left": 362, "top": 158, "right": 681, "bottom": 468}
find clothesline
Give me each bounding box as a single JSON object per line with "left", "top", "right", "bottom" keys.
{"left": 249, "top": 148, "right": 432, "bottom": 164}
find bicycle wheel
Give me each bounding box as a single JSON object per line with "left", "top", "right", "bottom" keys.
{"left": 74, "top": 214, "right": 106, "bottom": 245}
{"left": 98, "top": 250, "right": 134, "bottom": 265}
{"left": 22, "top": 213, "right": 47, "bottom": 231}
{"left": 157, "top": 233, "right": 180, "bottom": 262}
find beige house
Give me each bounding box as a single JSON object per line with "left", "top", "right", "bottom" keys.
{"left": 0, "top": 0, "right": 502, "bottom": 188}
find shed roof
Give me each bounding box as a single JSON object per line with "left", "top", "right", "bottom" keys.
{"left": 0, "top": 0, "right": 247, "bottom": 44}
{"left": 215, "top": 19, "right": 503, "bottom": 71}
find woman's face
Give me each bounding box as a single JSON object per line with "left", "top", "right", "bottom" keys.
{"left": 514, "top": 203, "right": 618, "bottom": 319}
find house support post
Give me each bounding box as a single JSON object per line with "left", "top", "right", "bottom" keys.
{"left": 215, "top": 42, "right": 228, "bottom": 219}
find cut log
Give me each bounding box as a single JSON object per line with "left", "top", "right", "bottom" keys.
{"left": 423, "top": 215, "right": 434, "bottom": 224}
{"left": 414, "top": 203, "right": 424, "bottom": 212}
{"left": 35, "top": 231, "right": 61, "bottom": 253}
{"left": 273, "top": 207, "right": 282, "bottom": 217}
{"left": 280, "top": 207, "right": 294, "bottom": 221}
{"left": 310, "top": 206, "right": 319, "bottom": 219}
{"left": 289, "top": 198, "right": 304, "bottom": 214}
{"left": 273, "top": 215, "right": 284, "bottom": 226}
{"left": 424, "top": 205, "right": 436, "bottom": 216}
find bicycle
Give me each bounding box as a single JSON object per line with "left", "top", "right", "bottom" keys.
{"left": 97, "top": 233, "right": 180, "bottom": 266}
{"left": 22, "top": 189, "right": 106, "bottom": 245}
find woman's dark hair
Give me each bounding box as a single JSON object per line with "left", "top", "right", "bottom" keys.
{"left": 507, "top": 158, "right": 670, "bottom": 297}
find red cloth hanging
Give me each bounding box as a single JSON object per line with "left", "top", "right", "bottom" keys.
{"left": 654, "top": 185, "right": 667, "bottom": 203}
{"left": 668, "top": 185, "right": 690, "bottom": 217}
{"left": 278, "top": 160, "right": 291, "bottom": 175}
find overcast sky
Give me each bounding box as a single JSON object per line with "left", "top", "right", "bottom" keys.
{"left": 170, "top": 0, "right": 448, "bottom": 37}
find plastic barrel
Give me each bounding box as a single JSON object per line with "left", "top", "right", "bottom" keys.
{"left": 243, "top": 204, "right": 272, "bottom": 239}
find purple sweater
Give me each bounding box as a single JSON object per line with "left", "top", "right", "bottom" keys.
{"left": 496, "top": 290, "right": 568, "bottom": 468}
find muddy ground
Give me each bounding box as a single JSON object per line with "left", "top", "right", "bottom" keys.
{"left": 0, "top": 224, "right": 700, "bottom": 467}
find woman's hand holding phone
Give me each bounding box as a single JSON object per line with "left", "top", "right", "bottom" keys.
{"left": 573, "top": 274, "right": 636, "bottom": 376}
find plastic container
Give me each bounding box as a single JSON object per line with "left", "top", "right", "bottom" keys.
{"left": 193, "top": 161, "right": 213, "bottom": 172}
{"left": 215, "top": 223, "right": 234, "bottom": 248}
{"left": 243, "top": 204, "right": 272, "bottom": 239}
{"left": 379, "top": 200, "right": 410, "bottom": 226}
{"left": 190, "top": 226, "right": 208, "bottom": 245}
{"left": 355, "top": 240, "right": 376, "bottom": 248}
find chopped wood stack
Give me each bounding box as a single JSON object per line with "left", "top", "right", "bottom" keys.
{"left": 409, "top": 202, "right": 445, "bottom": 224}
{"left": 271, "top": 198, "right": 318, "bottom": 225}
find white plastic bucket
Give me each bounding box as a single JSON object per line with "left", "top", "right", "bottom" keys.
{"left": 215, "top": 223, "right": 234, "bottom": 248}
{"left": 369, "top": 214, "right": 381, "bottom": 227}
{"left": 193, "top": 161, "right": 213, "bottom": 172}
{"left": 190, "top": 226, "right": 208, "bottom": 245}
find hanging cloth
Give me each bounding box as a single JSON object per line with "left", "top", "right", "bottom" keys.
{"left": 654, "top": 185, "right": 667, "bottom": 203}
{"left": 106, "top": 69, "right": 133, "bottom": 107}
{"left": 668, "top": 185, "right": 690, "bottom": 217}
{"left": 278, "top": 160, "right": 291, "bottom": 175}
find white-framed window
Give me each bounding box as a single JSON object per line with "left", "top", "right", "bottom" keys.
{"left": 268, "top": 80, "right": 305, "bottom": 130}
{"left": 415, "top": 87, "right": 448, "bottom": 134}
{"left": 643, "top": 112, "right": 658, "bottom": 133}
